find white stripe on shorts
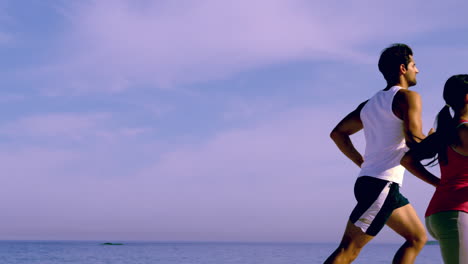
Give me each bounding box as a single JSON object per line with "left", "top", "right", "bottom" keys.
{"left": 354, "top": 182, "right": 392, "bottom": 233}
{"left": 459, "top": 211, "right": 468, "bottom": 264}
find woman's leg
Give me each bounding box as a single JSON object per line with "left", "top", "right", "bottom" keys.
{"left": 425, "top": 211, "right": 467, "bottom": 264}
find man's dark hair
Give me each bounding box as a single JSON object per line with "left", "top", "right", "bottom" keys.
{"left": 378, "top": 43, "right": 413, "bottom": 85}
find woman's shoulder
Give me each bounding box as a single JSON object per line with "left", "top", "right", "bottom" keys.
{"left": 457, "top": 123, "right": 468, "bottom": 149}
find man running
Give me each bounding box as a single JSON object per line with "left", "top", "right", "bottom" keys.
{"left": 324, "top": 44, "right": 428, "bottom": 264}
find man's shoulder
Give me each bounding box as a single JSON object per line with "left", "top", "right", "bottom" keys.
{"left": 394, "top": 89, "right": 421, "bottom": 106}
{"left": 352, "top": 100, "right": 369, "bottom": 115}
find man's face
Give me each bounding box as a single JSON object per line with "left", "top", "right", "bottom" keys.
{"left": 403, "top": 55, "right": 419, "bottom": 87}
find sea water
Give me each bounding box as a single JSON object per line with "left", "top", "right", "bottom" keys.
{"left": 0, "top": 241, "right": 443, "bottom": 264}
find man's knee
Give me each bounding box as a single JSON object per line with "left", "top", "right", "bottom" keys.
{"left": 337, "top": 240, "right": 366, "bottom": 260}
{"left": 331, "top": 221, "right": 373, "bottom": 261}
{"left": 406, "top": 232, "right": 427, "bottom": 249}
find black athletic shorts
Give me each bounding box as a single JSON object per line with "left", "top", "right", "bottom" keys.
{"left": 349, "top": 176, "right": 410, "bottom": 236}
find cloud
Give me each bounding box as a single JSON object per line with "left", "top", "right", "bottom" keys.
{"left": 0, "top": 112, "right": 151, "bottom": 143}
{"left": 0, "top": 105, "right": 360, "bottom": 241}
{"left": 124, "top": 106, "right": 361, "bottom": 241}
{"left": 34, "top": 0, "right": 468, "bottom": 94}
{"left": 0, "top": 93, "right": 24, "bottom": 103}
{"left": 0, "top": 113, "right": 110, "bottom": 140}
{"left": 0, "top": 31, "right": 10, "bottom": 43}
{"left": 0, "top": 1, "right": 13, "bottom": 44}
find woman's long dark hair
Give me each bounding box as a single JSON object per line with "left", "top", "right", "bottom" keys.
{"left": 426, "top": 74, "right": 468, "bottom": 166}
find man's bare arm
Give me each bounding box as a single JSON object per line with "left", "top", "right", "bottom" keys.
{"left": 330, "top": 101, "right": 367, "bottom": 167}
{"left": 400, "top": 134, "right": 441, "bottom": 187}
{"left": 396, "top": 90, "right": 426, "bottom": 148}
{"left": 401, "top": 152, "right": 440, "bottom": 187}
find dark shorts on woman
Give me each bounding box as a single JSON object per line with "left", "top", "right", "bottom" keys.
{"left": 349, "top": 176, "right": 410, "bottom": 236}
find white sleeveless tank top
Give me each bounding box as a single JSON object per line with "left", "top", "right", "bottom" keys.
{"left": 358, "top": 86, "right": 408, "bottom": 185}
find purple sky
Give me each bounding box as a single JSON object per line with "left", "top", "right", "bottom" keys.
{"left": 1, "top": 0, "right": 468, "bottom": 243}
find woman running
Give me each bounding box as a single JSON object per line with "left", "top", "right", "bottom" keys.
{"left": 401, "top": 74, "right": 468, "bottom": 264}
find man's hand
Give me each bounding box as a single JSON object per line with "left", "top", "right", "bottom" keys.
{"left": 428, "top": 128, "right": 435, "bottom": 135}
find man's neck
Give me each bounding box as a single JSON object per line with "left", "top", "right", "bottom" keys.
{"left": 384, "top": 83, "right": 407, "bottom": 91}
{"left": 395, "top": 82, "right": 409, "bottom": 89}
{"left": 393, "top": 77, "right": 410, "bottom": 89}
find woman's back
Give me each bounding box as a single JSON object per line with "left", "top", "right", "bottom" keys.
{"left": 425, "top": 122, "right": 468, "bottom": 217}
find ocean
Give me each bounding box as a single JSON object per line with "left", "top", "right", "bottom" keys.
{"left": 0, "top": 241, "right": 443, "bottom": 264}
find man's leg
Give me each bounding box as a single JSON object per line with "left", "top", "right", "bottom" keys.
{"left": 385, "top": 204, "right": 427, "bottom": 264}
{"left": 324, "top": 221, "right": 374, "bottom": 264}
